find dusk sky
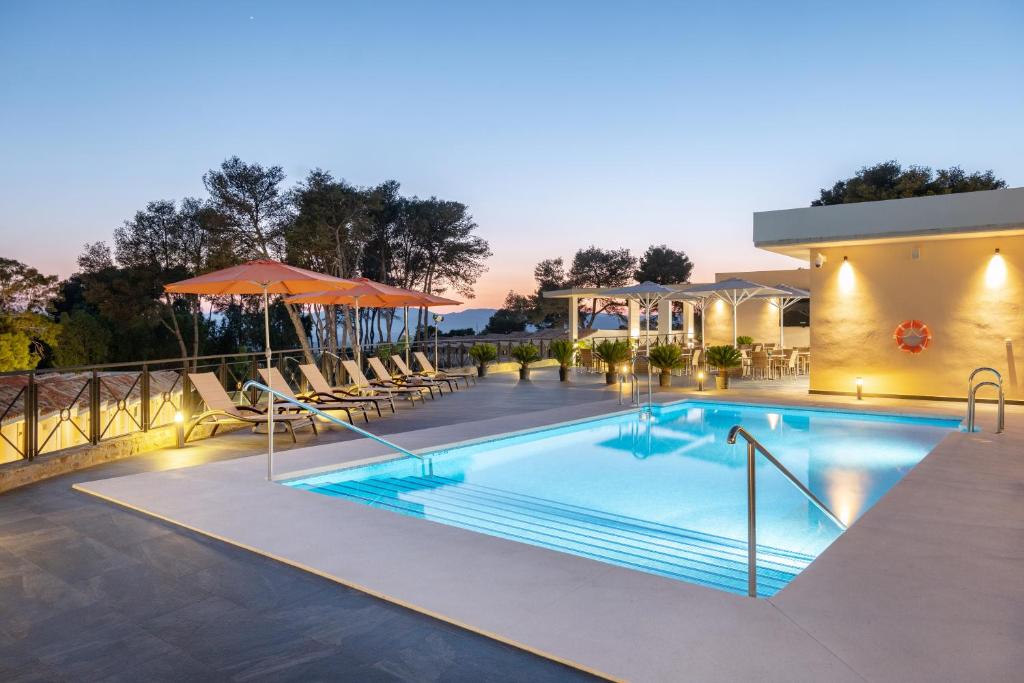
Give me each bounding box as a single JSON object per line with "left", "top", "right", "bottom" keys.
{"left": 2, "top": 1, "right": 1022, "bottom": 308}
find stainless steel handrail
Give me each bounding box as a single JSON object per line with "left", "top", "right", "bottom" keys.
{"left": 726, "top": 425, "right": 847, "bottom": 598}
{"left": 241, "top": 381, "right": 426, "bottom": 480}
{"left": 967, "top": 367, "right": 1005, "bottom": 433}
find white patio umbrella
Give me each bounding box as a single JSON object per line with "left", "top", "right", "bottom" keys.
{"left": 755, "top": 284, "right": 809, "bottom": 347}
{"left": 599, "top": 282, "right": 678, "bottom": 353}
{"left": 669, "top": 289, "right": 713, "bottom": 347}
{"left": 682, "top": 278, "right": 788, "bottom": 346}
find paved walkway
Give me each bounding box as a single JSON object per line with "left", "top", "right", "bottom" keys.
{"left": 0, "top": 368, "right": 622, "bottom": 682}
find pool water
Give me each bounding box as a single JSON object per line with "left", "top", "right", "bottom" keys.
{"left": 287, "top": 402, "right": 958, "bottom": 596}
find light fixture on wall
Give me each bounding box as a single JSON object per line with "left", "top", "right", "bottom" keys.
{"left": 838, "top": 256, "right": 855, "bottom": 293}
{"left": 855, "top": 377, "right": 863, "bottom": 400}
{"left": 986, "top": 248, "right": 1007, "bottom": 289}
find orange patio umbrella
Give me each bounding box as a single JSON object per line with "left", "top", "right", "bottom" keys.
{"left": 165, "top": 259, "right": 355, "bottom": 479}
{"left": 286, "top": 278, "right": 461, "bottom": 366}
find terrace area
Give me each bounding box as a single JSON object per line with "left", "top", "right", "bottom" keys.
{"left": 3, "top": 365, "right": 1021, "bottom": 681}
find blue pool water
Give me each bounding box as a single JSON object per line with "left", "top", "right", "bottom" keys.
{"left": 287, "top": 402, "right": 958, "bottom": 596}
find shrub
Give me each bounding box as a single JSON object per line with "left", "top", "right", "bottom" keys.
{"left": 510, "top": 343, "right": 540, "bottom": 368}
{"left": 548, "top": 339, "right": 576, "bottom": 368}
{"left": 468, "top": 343, "right": 498, "bottom": 367}
{"left": 736, "top": 335, "right": 754, "bottom": 346}
{"left": 647, "top": 344, "right": 685, "bottom": 372}
{"left": 705, "top": 345, "right": 743, "bottom": 371}
{"left": 593, "top": 339, "right": 632, "bottom": 368}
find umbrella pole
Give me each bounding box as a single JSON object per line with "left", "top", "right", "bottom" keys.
{"left": 263, "top": 285, "right": 274, "bottom": 481}
{"left": 404, "top": 306, "right": 410, "bottom": 367}
{"left": 354, "top": 299, "right": 361, "bottom": 368}
{"left": 732, "top": 296, "right": 738, "bottom": 346}
{"left": 779, "top": 300, "right": 785, "bottom": 348}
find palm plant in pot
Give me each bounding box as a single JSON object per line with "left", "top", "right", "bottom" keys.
{"left": 468, "top": 343, "right": 498, "bottom": 377}
{"left": 548, "top": 339, "right": 576, "bottom": 382}
{"left": 647, "top": 344, "right": 685, "bottom": 388}
{"left": 705, "top": 345, "right": 743, "bottom": 389}
{"left": 593, "top": 339, "right": 632, "bottom": 385}
{"left": 510, "top": 342, "right": 540, "bottom": 381}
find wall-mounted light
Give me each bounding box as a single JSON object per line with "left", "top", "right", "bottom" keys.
{"left": 985, "top": 248, "right": 1007, "bottom": 289}
{"left": 838, "top": 255, "right": 855, "bottom": 293}
{"left": 855, "top": 377, "right": 863, "bottom": 401}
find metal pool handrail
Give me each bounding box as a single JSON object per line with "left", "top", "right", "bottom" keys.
{"left": 726, "top": 425, "right": 847, "bottom": 598}
{"left": 241, "top": 380, "right": 426, "bottom": 466}
{"left": 967, "top": 367, "right": 1005, "bottom": 433}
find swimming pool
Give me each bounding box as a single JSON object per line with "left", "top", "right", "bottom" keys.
{"left": 287, "top": 401, "right": 958, "bottom": 596}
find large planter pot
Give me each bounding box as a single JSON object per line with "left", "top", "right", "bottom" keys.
{"left": 715, "top": 371, "right": 729, "bottom": 390}
{"left": 605, "top": 371, "right": 617, "bottom": 385}
{"left": 518, "top": 367, "right": 530, "bottom": 381}
{"left": 659, "top": 371, "right": 672, "bottom": 388}
{"left": 477, "top": 365, "right": 488, "bottom": 378}
{"left": 559, "top": 366, "right": 570, "bottom": 382}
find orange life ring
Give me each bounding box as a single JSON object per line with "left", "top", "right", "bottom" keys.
{"left": 894, "top": 320, "right": 931, "bottom": 353}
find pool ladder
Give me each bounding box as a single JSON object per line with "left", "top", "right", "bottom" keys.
{"left": 966, "top": 368, "right": 1005, "bottom": 433}
{"left": 726, "top": 426, "right": 847, "bottom": 598}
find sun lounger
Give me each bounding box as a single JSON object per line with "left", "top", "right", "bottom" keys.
{"left": 366, "top": 357, "right": 444, "bottom": 398}
{"left": 390, "top": 355, "right": 458, "bottom": 391}
{"left": 185, "top": 372, "right": 316, "bottom": 443}
{"left": 340, "top": 360, "right": 426, "bottom": 405}
{"left": 298, "top": 364, "right": 395, "bottom": 415}
{"left": 258, "top": 368, "right": 370, "bottom": 424}
{"left": 413, "top": 351, "right": 477, "bottom": 386}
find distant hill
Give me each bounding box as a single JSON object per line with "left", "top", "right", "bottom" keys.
{"left": 438, "top": 309, "right": 624, "bottom": 333}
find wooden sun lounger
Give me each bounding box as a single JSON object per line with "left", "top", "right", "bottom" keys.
{"left": 185, "top": 372, "right": 316, "bottom": 443}
{"left": 258, "top": 368, "right": 370, "bottom": 424}
{"left": 340, "top": 360, "right": 426, "bottom": 406}
{"left": 366, "top": 357, "right": 444, "bottom": 398}
{"left": 413, "top": 351, "right": 477, "bottom": 386}
{"left": 297, "top": 364, "right": 396, "bottom": 415}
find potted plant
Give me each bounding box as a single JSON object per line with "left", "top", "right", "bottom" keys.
{"left": 468, "top": 343, "right": 498, "bottom": 377}
{"left": 510, "top": 343, "right": 540, "bottom": 380}
{"left": 736, "top": 335, "right": 753, "bottom": 347}
{"left": 593, "top": 339, "right": 632, "bottom": 385}
{"left": 548, "top": 339, "right": 576, "bottom": 382}
{"left": 705, "top": 345, "right": 743, "bottom": 389}
{"left": 647, "top": 344, "right": 685, "bottom": 388}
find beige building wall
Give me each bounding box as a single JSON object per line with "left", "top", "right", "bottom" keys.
{"left": 703, "top": 269, "right": 811, "bottom": 347}
{"left": 809, "top": 236, "right": 1023, "bottom": 400}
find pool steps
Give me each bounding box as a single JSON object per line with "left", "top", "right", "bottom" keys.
{"left": 294, "top": 475, "right": 815, "bottom": 597}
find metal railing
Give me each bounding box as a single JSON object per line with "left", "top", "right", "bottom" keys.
{"left": 726, "top": 425, "right": 847, "bottom": 598}
{"left": 967, "top": 367, "right": 1005, "bottom": 433}
{"left": 241, "top": 380, "right": 427, "bottom": 481}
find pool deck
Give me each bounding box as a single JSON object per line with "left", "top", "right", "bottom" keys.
{"left": 68, "top": 368, "right": 1024, "bottom": 682}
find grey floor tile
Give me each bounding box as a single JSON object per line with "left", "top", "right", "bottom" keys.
{"left": 19, "top": 535, "right": 140, "bottom": 584}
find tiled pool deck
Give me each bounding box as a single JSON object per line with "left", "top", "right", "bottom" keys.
{"left": 5, "top": 368, "right": 1023, "bottom": 680}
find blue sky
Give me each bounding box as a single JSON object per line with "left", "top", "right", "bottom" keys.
{"left": 2, "top": 1, "right": 1022, "bottom": 307}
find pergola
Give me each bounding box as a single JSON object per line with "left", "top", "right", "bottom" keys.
{"left": 541, "top": 284, "right": 698, "bottom": 344}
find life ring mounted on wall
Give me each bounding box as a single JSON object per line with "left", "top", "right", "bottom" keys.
{"left": 894, "top": 320, "right": 931, "bottom": 354}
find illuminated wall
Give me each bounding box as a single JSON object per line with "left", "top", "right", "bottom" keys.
{"left": 809, "top": 236, "right": 1023, "bottom": 400}
{"left": 704, "top": 269, "right": 811, "bottom": 346}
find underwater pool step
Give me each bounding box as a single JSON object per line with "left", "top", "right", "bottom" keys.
{"left": 403, "top": 475, "right": 814, "bottom": 569}
{"left": 314, "top": 477, "right": 810, "bottom": 596}
{"left": 373, "top": 476, "right": 807, "bottom": 578}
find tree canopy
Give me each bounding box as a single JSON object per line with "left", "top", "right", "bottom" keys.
{"left": 4, "top": 157, "right": 491, "bottom": 371}
{"left": 812, "top": 161, "right": 1006, "bottom": 206}
{"left": 634, "top": 245, "right": 692, "bottom": 284}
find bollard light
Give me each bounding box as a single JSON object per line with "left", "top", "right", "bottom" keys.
{"left": 174, "top": 410, "right": 185, "bottom": 448}
{"left": 696, "top": 370, "right": 705, "bottom": 392}
{"left": 855, "top": 377, "right": 863, "bottom": 400}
